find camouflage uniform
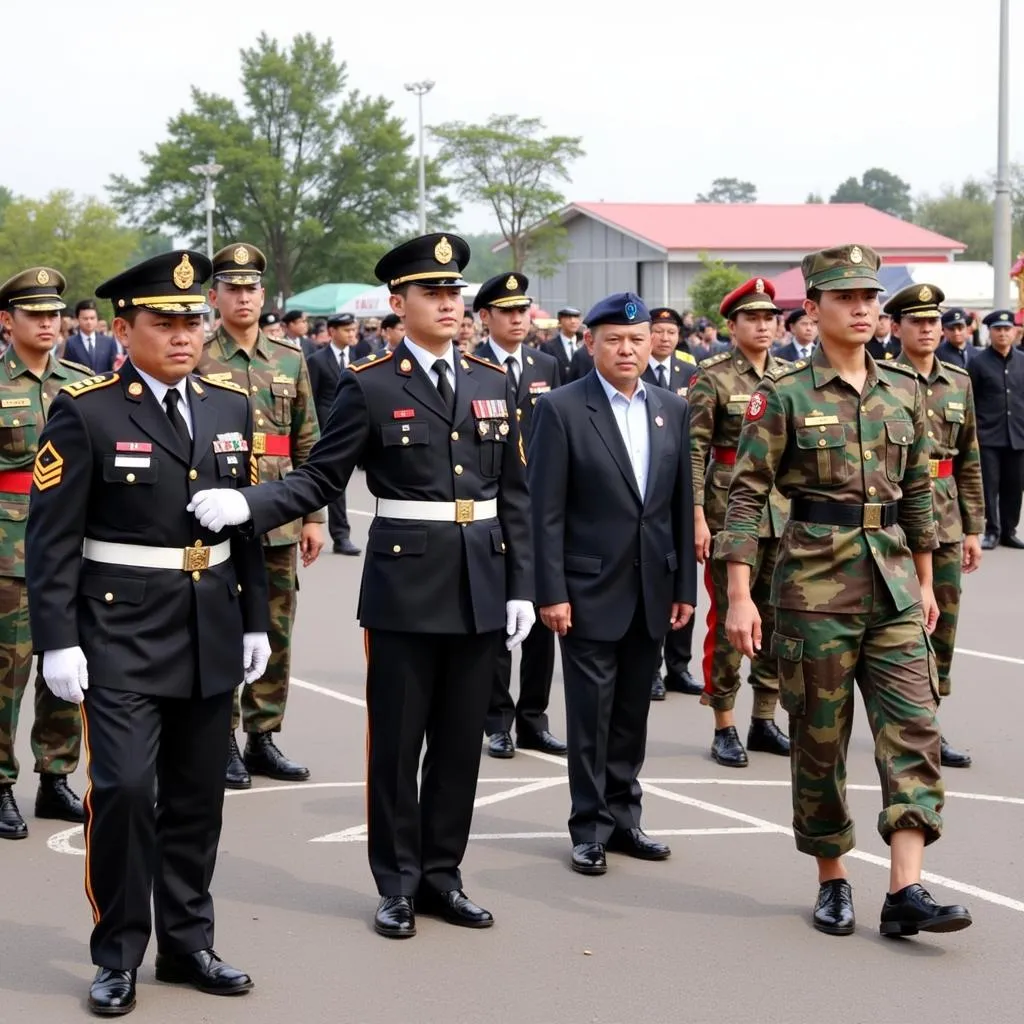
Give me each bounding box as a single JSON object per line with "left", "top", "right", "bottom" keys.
{"left": 0, "top": 347, "right": 90, "bottom": 783}
{"left": 198, "top": 327, "right": 324, "bottom": 734}
{"left": 688, "top": 348, "right": 789, "bottom": 716}
{"left": 716, "top": 343, "right": 944, "bottom": 859}
{"left": 895, "top": 354, "right": 984, "bottom": 697}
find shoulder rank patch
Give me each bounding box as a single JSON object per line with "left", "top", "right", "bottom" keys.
{"left": 60, "top": 373, "right": 119, "bottom": 398}
{"left": 270, "top": 335, "right": 302, "bottom": 351}
{"left": 204, "top": 371, "right": 234, "bottom": 381}
{"left": 201, "top": 375, "right": 247, "bottom": 395}
{"left": 32, "top": 440, "right": 64, "bottom": 491}
{"left": 765, "top": 361, "right": 806, "bottom": 382}
{"left": 881, "top": 361, "right": 917, "bottom": 379}
{"left": 351, "top": 350, "right": 394, "bottom": 373}
{"left": 674, "top": 350, "right": 696, "bottom": 365}
{"left": 699, "top": 351, "right": 732, "bottom": 369}
{"left": 940, "top": 359, "right": 970, "bottom": 377}
{"left": 59, "top": 358, "right": 93, "bottom": 375}
{"left": 466, "top": 352, "right": 507, "bottom": 373}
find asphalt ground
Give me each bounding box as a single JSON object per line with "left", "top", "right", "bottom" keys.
{"left": 2, "top": 469, "right": 1022, "bottom": 1023}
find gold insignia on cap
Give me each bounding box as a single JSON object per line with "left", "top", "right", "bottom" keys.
{"left": 232, "top": 246, "right": 249, "bottom": 265}
{"left": 172, "top": 254, "right": 195, "bottom": 290}
{"left": 128, "top": 382, "right": 144, "bottom": 396}
{"left": 918, "top": 285, "right": 933, "bottom": 302}
{"left": 849, "top": 246, "right": 863, "bottom": 265}
{"left": 434, "top": 236, "right": 453, "bottom": 264}
{"left": 400, "top": 358, "right": 412, "bottom": 372}
{"left": 505, "top": 275, "right": 518, "bottom": 290}
{"left": 36, "top": 269, "right": 50, "bottom": 285}
{"left": 755, "top": 279, "right": 765, "bottom": 294}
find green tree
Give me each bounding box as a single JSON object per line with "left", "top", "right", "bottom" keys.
{"left": 915, "top": 180, "right": 994, "bottom": 261}
{"left": 0, "top": 191, "right": 139, "bottom": 304}
{"left": 109, "top": 33, "right": 454, "bottom": 298}
{"left": 688, "top": 253, "right": 746, "bottom": 327}
{"left": 430, "top": 115, "right": 584, "bottom": 276}
{"left": 805, "top": 192, "right": 824, "bottom": 204}
{"left": 830, "top": 168, "right": 913, "bottom": 219}
{"left": 695, "top": 177, "right": 758, "bottom": 203}
{"left": 0, "top": 186, "right": 13, "bottom": 227}
{"left": 458, "top": 232, "right": 512, "bottom": 283}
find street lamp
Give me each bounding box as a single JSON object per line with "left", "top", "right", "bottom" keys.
{"left": 189, "top": 157, "right": 224, "bottom": 263}
{"left": 992, "top": 0, "right": 1011, "bottom": 308}
{"left": 404, "top": 81, "right": 434, "bottom": 234}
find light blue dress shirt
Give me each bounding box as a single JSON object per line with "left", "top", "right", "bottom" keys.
{"left": 595, "top": 369, "right": 649, "bottom": 498}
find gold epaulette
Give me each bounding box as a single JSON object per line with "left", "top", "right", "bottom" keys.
{"left": 466, "top": 352, "right": 506, "bottom": 372}
{"left": 351, "top": 350, "right": 394, "bottom": 373}
{"left": 765, "top": 360, "right": 808, "bottom": 382}
{"left": 881, "top": 361, "right": 917, "bottom": 379}
{"left": 59, "top": 358, "right": 93, "bottom": 375}
{"left": 698, "top": 351, "right": 732, "bottom": 369}
{"left": 269, "top": 335, "right": 302, "bottom": 351}
{"left": 674, "top": 350, "right": 696, "bottom": 365}
{"left": 201, "top": 374, "right": 248, "bottom": 395}
{"left": 60, "top": 373, "right": 119, "bottom": 397}
{"left": 940, "top": 359, "right": 970, "bottom": 377}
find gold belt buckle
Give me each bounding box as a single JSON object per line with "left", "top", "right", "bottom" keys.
{"left": 454, "top": 499, "right": 474, "bottom": 524}
{"left": 182, "top": 541, "right": 211, "bottom": 572}
{"left": 862, "top": 503, "right": 883, "bottom": 530}
{"left": 252, "top": 432, "right": 267, "bottom": 456}
{"left": 928, "top": 459, "right": 940, "bottom": 478}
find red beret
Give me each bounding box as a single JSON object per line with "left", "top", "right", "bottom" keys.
{"left": 719, "top": 277, "right": 781, "bottom": 319}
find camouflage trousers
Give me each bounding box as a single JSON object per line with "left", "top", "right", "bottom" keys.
{"left": 701, "top": 536, "right": 779, "bottom": 718}
{"left": 931, "top": 542, "right": 962, "bottom": 699}
{"left": 0, "top": 578, "right": 81, "bottom": 782}
{"left": 773, "top": 596, "right": 944, "bottom": 860}
{"left": 233, "top": 544, "right": 296, "bottom": 734}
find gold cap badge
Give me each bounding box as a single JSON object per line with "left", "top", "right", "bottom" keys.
{"left": 36, "top": 269, "right": 50, "bottom": 285}
{"left": 232, "top": 246, "right": 250, "bottom": 265}
{"left": 172, "top": 254, "right": 195, "bottom": 290}
{"left": 849, "top": 245, "right": 863, "bottom": 265}
{"left": 434, "top": 236, "right": 453, "bottom": 264}
{"left": 755, "top": 278, "right": 764, "bottom": 293}
{"left": 506, "top": 275, "right": 518, "bottom": 290}
{"left": 918, "top": 285, "right": 933, "bottom": 302}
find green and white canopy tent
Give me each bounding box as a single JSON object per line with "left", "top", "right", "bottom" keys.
{"left": 283, "top": 283, "right": 375, "bottom": 316}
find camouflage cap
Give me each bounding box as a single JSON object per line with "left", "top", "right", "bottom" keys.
{"left": 883, "top": 283, "right": 945, "bottom": 321}
{"left": 801, "top": 243, "right": 882, "bottom": 293}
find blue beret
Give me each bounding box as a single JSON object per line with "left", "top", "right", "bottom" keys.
{"left": 941, "top": 307, "right": 967, "bottom": 327}
{"left": 983, "top": 309, "right": 1015, "bottom": 328}
{"left": 584, "top": 291, "right": 650, "bottom": 329}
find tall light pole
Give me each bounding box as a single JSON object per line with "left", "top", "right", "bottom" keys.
{"left": 404, "top": 81, "right": 434, "bottom": 234}
{"left": 992, "top": 0, "right": 1011, "bottom": 309}
{"left": 189, "top": 157, "right": 224, "bottom": 263}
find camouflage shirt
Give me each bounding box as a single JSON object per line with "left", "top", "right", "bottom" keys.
{"left": 688, "top": 348, "right": 790, "bottom": 536}
{"left": 716, "top": 345, "right": 938, "bottom": 615}
{"left": 0, "top": 348, "right": 91, "bottom": 577}
{"left": 895, "top": 353, "right": 985, "bottom": 544}
{"left": 198, "top": 327, "right": 325, "bottom": 547}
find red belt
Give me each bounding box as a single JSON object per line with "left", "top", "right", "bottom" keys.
{"left": 713, "top": 446, "right": 737, "bottom": 466}
{"left": 929, "top": 458, "right": 954, "bottom": 479}
{"left": 0, "top": 470, "right": 33, "bottom": 494}
{"left": 252, "top": 432, "right": 291, "bottom": 457}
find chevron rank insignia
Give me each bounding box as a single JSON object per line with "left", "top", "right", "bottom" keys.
{"left": 32, "top": 440, "right": 64, "bottom": 491}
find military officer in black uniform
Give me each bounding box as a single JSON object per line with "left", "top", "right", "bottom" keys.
{"left": 936, "top": 308, "right": 978, "bottom": 369}
{"left": 472, "top": 272, "right": 566, "bottom": 758}
{"left": 26, "top": 250, "right": 270, "bottom": 1016}
{"left": 968, "top": 309, "right": 1024, "bottom": 549}
{"left": 189, "top": 233, "right": 534, "bottom": 940}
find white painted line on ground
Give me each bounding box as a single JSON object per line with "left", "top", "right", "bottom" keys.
{"left": 952, "top": 646, "right": 1024, "bottom": 666}
{"left": 325, "top": 826, "right": 774, "bottom": 844}
{"left": 291, "top": 677, "right": 366, "bottom": 708}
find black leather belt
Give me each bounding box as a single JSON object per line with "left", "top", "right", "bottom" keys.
{"left": 791, "top": 498, "right": 899, "bottom": 530}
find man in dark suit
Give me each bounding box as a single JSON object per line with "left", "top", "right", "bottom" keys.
{"left": 776, "top": 308, "right": 817, "bottom": 363}
{"left": 473, "top": 272, "right": 566, "bottom": 759}
{"left": 936, "top": 307, "right": 978, "bottom": 369}
{"left": 540, "top": 306, "right": 582, "bottom": 384}
{"left": 189, "top": 233, "right": 533, "bottom": 940}
{"left": 643, "top": 308, "right": 702, "bottom": 700}
{"left": 282, "top": 309, "right": 313, "bottom": 359}
{"left": 528, "top": 292, "right": 697, "bottom": 877}
{"left": 866, "top": 310, "right": 900, "bottom": 361}
{"left": 26, "top": 251, "right": 269, "bottom": 1016}
{"left": 306, "top": 314, "right": 360, "bottom": 555}
{"left": 968, "top": 309, "right": 1024, "bottom": 549}
{"left": 65, "top": 299, "right": 118, "bottom": 373}
{"left": 566, "top": 341, "right": 594, "bottom": 382}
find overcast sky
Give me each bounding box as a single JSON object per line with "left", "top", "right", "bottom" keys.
{"left": 5, "top": 0, "right": 1019, "bottom": 235}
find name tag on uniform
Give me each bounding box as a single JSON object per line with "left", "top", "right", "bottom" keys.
{"left": 205, "top": 372, "right": 234, "bottom": 381}
{"left": 803, "top": 415, "right": 840, "bottom": 427}
{"left": 472, "top": 399, "right": 508, "bottom": 419}
{"left": 393, "top": 408, "right": 415, "bottom": 419}
{"left": 947, "top": 402, "right": 964, "bottom": 410}
{"left": 114, "top": 455, "right": 151, "bottom": 468}
{"left": 0, "top": 398, "right": 31, "bottom": 408}
{"left": 728, "top": 394, "right": 752, "bottom": 403}
{"left": 115, "top": 441, "right": 153, "bottom": 453}
{"left": 272, "top": 374, "right": 293, "bottom": 384}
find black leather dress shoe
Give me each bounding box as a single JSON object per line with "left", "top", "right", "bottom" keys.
{"left": 981, "top": 533, "right": 998, "bottom": 550}
{"left": 89, "top": 967, "right": 136, "bottom": 1016}
{"left": 1001, "top": 533, "right": 1024, "bottom": 549}
{"left": 747, "top": 718, "right": 791, "bottom": 756}
{"left": 711, "top": 726, "right": 748, "bottom": 767}
{"left": 650, "top": 674, "right": 667, "bottom": 701}
{"left": 417, "top": 887, "right": 494, "bottom": 928}
{"left": 487, "top": 731, "right": 515, "bottom": 759}
{"left": 243, "top": 733, "right": 310, "bottom": 781}
{"left": 571, "top": 842, "right": 607, "bottom": 875}
{"left": 225, "top": 734, "right": 251, "bottom": 790}
{"left": 665, "top": 669, "right": 703, "bottom": 695}
{"left": 880, "top": 883, "right": 972, "bottom": 937}
{"left": 35, "top": 774, "right": 85, "bottom": 822}
{"left": 0, "top": 785, "right": 27, "bottom": 840}
{"left": 606, "top": 827, "right": 671, "bottom": 861}
{"left": 516, "top": 730, "right": 567, "bottom": 755}
{"left": 374, "top": 895, "right": 416, "bottom": 938}
{"left": 940, "top": 735, "right": 972, "bottom": 768}
{"left": 154, "top": 948, "right": 253, "bottom": 994}
{"left": 813, "top": 879, "right": 855, "bottom": 936}
{"left": 333, "top": 539, "right": 362, "bottom": 555}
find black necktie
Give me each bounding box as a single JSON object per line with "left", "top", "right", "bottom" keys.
{"left": 163, "top": 388, "right": 191, "bottom": 449}
{"left": 505, "top": 355, "right": 520, "bottom": 395}
{"left": 656, "top": 364, "right": 668, "bottom": 389}
{"left": 433, "top": 359, "right": 455, "bottom": 416}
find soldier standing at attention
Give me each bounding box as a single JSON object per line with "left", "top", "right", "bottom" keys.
{"left": 889, "top": 285, "right": 984, "bottom": 770}
{"left": 0, "top": 267, "right": 91, "bottom": 838}
{"left": 719, "top": 244, "right": 972, "bottom": 938}
{"left": 688, "top": 279, "right": 791, "bottom": 766}
{"left": 200, "top": 244, "right": 325, "bottom": 789}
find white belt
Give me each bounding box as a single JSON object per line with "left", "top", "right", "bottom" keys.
{"left": 375, "top": 498, "right": 498, "bottom": 524}
{"left": 83, "top": 538, "right": 231, "bottom": 572}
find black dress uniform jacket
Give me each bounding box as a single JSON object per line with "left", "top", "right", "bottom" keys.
{"left": 967, "top": 346, "right": 1024, "bottom": 449}
{"left": 935, "top": 339, "right": 978, "bottom": 369}
{"left": 306, "top": 343, "right": 345, "bottom": 427}
{"left": 473, "top": 339, "right": 559, "bottom": 439}
{"left": 641, "top": 352, "right": 698, "bottom": 398}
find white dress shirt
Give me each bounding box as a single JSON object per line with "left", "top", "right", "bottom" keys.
{"left": 403, "top": 336, "right": 455, "bottom": 392}
{"left": 559, "top": 333, "right": 576, "bottom": 361}
{"left": 648, "top": 356, "right": 672, "bottom": 387}
{"left": 489, "top": 341, "right": 523, "bottom": 380}
{"left": 81, "top": 332, "right": 96, "bottom": 356}
{"left": 595, "top": 369, "right": 649, "bottom": 497}
{"left": 330, "top": 341, "right": 349, "bottom": 370}
{"left": 133, "top": 364, "right": 194, "bottom": 438}
{"left": 793, "top": 342, "right": 814, "bottom": 361}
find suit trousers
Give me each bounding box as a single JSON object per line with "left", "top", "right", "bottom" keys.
{"left": 365, "top": 628, "right": 499, "bottom": 896}
{"left": 979, "top": 445, "right": 1024, "bottom": 538}
{"left": 560, "top": 600, "right": 662, "bottom": 845}
{"left": 484, "top": 615, "right": 556, "bottom": 737}
{"left": 81, "top": 686, "right": 233, "bottom": 969}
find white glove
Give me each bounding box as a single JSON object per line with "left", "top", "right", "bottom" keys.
{"left": 505, "top": 600, "right": 536, "bottom": 650}
{"left": 186, "top": 489, "right": 252, "bottom": 532}
{"left": 242, "top": 632, "right": 271, "bottom": 686}
{"left": 42, "top": 647, "right": 89, "bottom": 705}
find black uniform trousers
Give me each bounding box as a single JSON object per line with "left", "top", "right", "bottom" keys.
{"left": 327, "top": 492, "right": 352, "bottom": 546}
{"left": 81, "top": 685, "right": 233, "bottom": 970}
{"left": 658, "top": 616, "right": 693, "bottom": 679}
{"left": 560, "top": 599, "right": 662, "bottom": 846}
{"left": 365, "top": 628, "right": 499, "bottom": 896}
{"left": 484, "top": 615, "right": 556, "bottom": 738}
{"left": 979, "top": 445, "right": 1024, "bottom": 539}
